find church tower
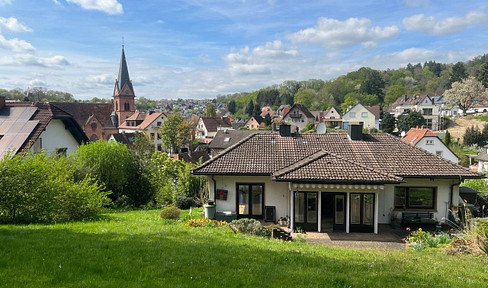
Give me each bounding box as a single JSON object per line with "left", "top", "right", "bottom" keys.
{"left": 113, "top": 46, "right": 135, "bottom": 126}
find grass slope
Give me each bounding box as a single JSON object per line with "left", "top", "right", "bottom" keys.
{"left": 1, "top": 210, "right": 487, "bottom": 287}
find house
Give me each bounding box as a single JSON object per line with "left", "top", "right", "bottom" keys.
{"left": 391, "top": 95, "right": 443, "bottom": 130}
{"left": 281, "top": 103, "right": 315, "bottom": 131}
{"left": 342, "top": 103, "right": 379, "bottom": 130}
{"left": 193, "top": 124, "right": 481, "bottom": 234}
{"left": 312, "top": 107, "right": 342, "bottom": 128}
{"left": 475, "top": 145, "right": 488, "bottom": 173}
{"left": 195, "top": 117, "right": 232, "bottom": 140}
{"left": 208, "top": 130, "right": 257, "bottom": 156}
{"left": 118, "top": 111, "right": 167, "bottom": 151}
{"left": 0, "top": 97, "right": 88, "bottom": 159}
{"left": 244, "top": 115, "right": 265, "bottom": 130}
{"left": 108, "top": 132, "right": 137, "bottom": 147}
{"left": 171, "top": 151, "right": 210, "bottom": 164}
{"left": 401, "top": 128, "right": 459, "bottom": 163}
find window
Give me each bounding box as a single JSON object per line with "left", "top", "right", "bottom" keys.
{"left": 394, "top": 187, "right": 435, "bottom": 209}
{"left": 426, "top": 139, "right": 434, "bottom": 145}
{"left": 150, "top": 133, "right": 155, "bottom": 140}
{"left": 425, "top": 119, "right": 433, "bottom": 129}
{"left": 157, "top": 144, "right": 162, "bottom": 151}
{"left": 436, "top": 151, "right": 443, "bottom": 157}
{"left": 237, "top": 184, "right": 264, "bottom": 218}
{"left": 124, "top": 102, "right": 130, "bottom": 111}
{"left": 361, "top": 112, "right": 368, "bottom": 118}
{"left": 422, "top": 108, "right": 433, "bottom": 115}
{"left": 157, "top": 122, "right": 162, "bottom": 127}
{"left": 350, "top": 112, "right": 356, "bottom": 118}
{"left": 55, "top": 147, "right": 67, "bottom": 156}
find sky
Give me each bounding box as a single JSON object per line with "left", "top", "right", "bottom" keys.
{"left": 1, "top": 0, "right": 488, "bottom": 100}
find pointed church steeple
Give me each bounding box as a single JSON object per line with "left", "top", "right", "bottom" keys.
{"left": 113, "top": 45, "right": 135, "bottom": 126}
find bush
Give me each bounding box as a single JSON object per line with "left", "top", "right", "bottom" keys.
{"left": 160, "top": 207, "right": 181, "bottom": 220}
{"left": 185, "top": 219, "right": 227, "bottom": 228}
{"left": 229, "top": 218, "right": 269, "bottom": 237}
{"left": 0, "top": 153, "right": 108, "bottom": 223}
{"left": 405, "top": 228, "right": 452, "bottom": 250}
{"left": 175, "top": 195, "right": 195, "bottom": 210}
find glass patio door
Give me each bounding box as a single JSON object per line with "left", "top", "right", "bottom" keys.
{"left": 294, "top": 192, "right": 318, "bottom": 231}
{"left": 349, "top": 193, "right": 374, "bottom": 233}
{"left": 237, "top": 184, "right": 264, "bottom": 219}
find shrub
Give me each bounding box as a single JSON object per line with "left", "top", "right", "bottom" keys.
{"left": 175, "top": 195, "right": 195, "bottom": 210}
{"left": 185, "top": 219, "right": 227, "bottom": 228}
{"left": 405, "top": 228, "right": 453, "bottom": 250}
{"left": 229, "top": 218, "right": 269, "bottom": 237}
{"left": 160, "top": 207, "right": 181, "bottom": 220}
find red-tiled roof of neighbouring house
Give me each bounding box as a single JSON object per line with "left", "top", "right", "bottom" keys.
{"left": 201, "top": 117, "right": 232, "bottom": 132}
{"left": 193, "top": 133, "right": 481, "bottom": 180}
{"left": 119, "top": 112, "right": 165, "bottom": 130}
{"left": 51, "top": 102, "right": 115, "bottom": 128}
{"left": 402, "top": 128, "right": 438, "bottom": 146}
{"left": 365, "top": 106, "right": 380, "bottom": 120}
{"left": 272, "top": 150, "right": 402, "bottom": 183}
{"left": 282, "top": 103, "right": 315, "bottom": 119}
{"left": 260, "top": 110, "right": 275, "bottom": 117}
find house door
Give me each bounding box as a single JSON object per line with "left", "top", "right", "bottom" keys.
{"left": 294, "top": 192, "right": 318, "bottom": 231}
{"left": 321, "top": 193, "right": 346, "bottom": 232}
{"left": 349, "top": 193, "right": 374, "bottom": 233}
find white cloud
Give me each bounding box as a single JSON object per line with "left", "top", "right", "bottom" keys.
{"left": 0, "top": 0, "right": 12, "bottom": 6}
{"left": 0, "top": 54, "right": 70, "bottom": 67}
{"left": 66, "top": 0, "right": 123, "bottom": 15}
{"left": 53, "top": 0, "right": 61, "bottom": 5}
{"left": 288, "top": 17, "right": 400, "bottom": 49}
{"left": 404, "top": 0, "right": 430, "bottom": 7}
{"left": 0, "top": 17, "right": 32, "bottom": 33}
{"left": 87, "top": 73, "right": 113, "bottom": 84}
{"left": 403, "top": 11, "right": 488, "bottom": 35}
{"left": 28, "top": 79, "right": 47, "bottom": 87}
{"left": 0, "top": 35, "right": 35, "bottom": 52}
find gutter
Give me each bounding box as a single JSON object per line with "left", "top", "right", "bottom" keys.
{"left": 449, "top": 175, "right": 462, "bottom": 209}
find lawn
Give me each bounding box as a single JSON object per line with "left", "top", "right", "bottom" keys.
{"left": 1, "top": 210, "right": 487, "bottom": 288}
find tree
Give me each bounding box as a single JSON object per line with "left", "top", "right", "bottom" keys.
{"left": 463, "top": 125, "right": 484, "bottom": 147}
{"left": 159, "top": 114, "right": 188, "bottom": 153}
{"left": 206, "top": 103, "right": 216, "bottom": 117}
{"left": 130, "top": 132, "right": 154, "bottom": 160}
{"left": 448, "top": 62, "right": 468, "bottom": 88}
{"left": 294, "top": 88, "right": 317, "bottom": 109}
{"left": 228, "top": 100, "right": 236, "bottom": 115}
{"left": 264, "top": 113, "right": 271, "bottom": 127}
{"left": 253, "top": 102, "right": 261, "bottom": 116}
{"left": 381, "top": 113, "right": 396, "bottom": 134}
{"left": 397, "top": 111, "right": 425, "bottom": 132}
{"left": 385, "top": 85, "right": 407, "bottom": 105}
{"left": 359, "top": 69, "right": 385, "bottom": 101}
{"left": 443, "top": 130, "right": 451, "bottom": 146}
{"left": 477, "top": 62, "right": 488, "bottom": 88}
{"left": 444, "top": 77, "right": 487, "bottom": 114}
{"left": 245, "top": 100, "right": 254, "bottom": 117}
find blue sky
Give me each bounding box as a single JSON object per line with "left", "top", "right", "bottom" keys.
{"left": 1, "top": 0, "right": 488, "bottom": 100}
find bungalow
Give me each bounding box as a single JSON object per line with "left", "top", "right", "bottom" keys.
{"left": 193, "top": 124, "right": 481, "bottom": 234}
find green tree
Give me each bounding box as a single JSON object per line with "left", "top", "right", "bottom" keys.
{"left": 381, "top": 113, "right": 396, "bottom": 134}
{"left": 253, "top": 102, "right": 261, "bottom": 116}
{"left": 264, "top": 113, "right": 271, "bottom": 127}
{"left": 397, "top": 111, "right": 425, "bottom": 132}
{"left": 228, "top": 100, "right": 236, "bottom": 115}
{"left": 359, "top": 69, "right": 385, "bottom": 101}
{"left": 159, "top": 114, "right": 190, "bottom": 153}
{"left": 385, "top": 85, "right": 407, "bottom": 105}
{"left": 448, "top": 62, "right": 468, "bottom": 88}
{"left": 245, "top": 100, "right": 254, "bottom": 117}
{"left": 294, "top": 88, "right": 317, "bottom": 109}
{"left": 463, "top": 125, "right": 484, "bottom": 147}
{"left": 206, "top": 103, "right": 216, "bottom": 117}
{"left": 443, "top": 130, "right": 451, "bottom": 146}
{"left": 477, "top": 62, "right": 488, "bottom": 88}
{"left": 444, "top": 77, "right": 487, "bottom": 114}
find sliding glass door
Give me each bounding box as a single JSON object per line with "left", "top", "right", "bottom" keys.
{"left": 294, "top": 192, "right": 318, "bottom": 231}
{"left": 349, "top": 193, "right": 374, "bottom": 233}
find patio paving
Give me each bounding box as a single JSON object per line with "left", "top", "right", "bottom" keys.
{"left": 291, "top": 225, "right": 408, "bottom": 250}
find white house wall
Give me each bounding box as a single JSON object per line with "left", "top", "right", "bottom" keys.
{"left": 415, "top": 138, "right": 459, "bottom": 163}
{"left": 342, "top": 105, "right": 377, "bottom": 129}
{"left": 31, "top": 119, "right": 80, "bottom": 156}
{"left": 208, "top": 175, "right": 289, "bottom": 219}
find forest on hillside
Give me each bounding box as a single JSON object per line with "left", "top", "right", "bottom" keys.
{"left": 218, "top": 54, "right": 488, "bottom": 119}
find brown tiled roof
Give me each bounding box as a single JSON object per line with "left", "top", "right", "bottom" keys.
{"left": 193, "top": 133, "right": 481, "bottom": 180}
{"left": 365, "top": 106, "right": 380, "bottom": 120}
{"left": 173, "top": 151, "right": 210, "bottom": 164}
{"left": 209, "top": 130, "right": 257, "bottom": 150}
{"left": 52, "top": 102, "right": 115, "bottom": 128}
{"left": 119, "top": 112, "right": 165, "bottom": 130}
{"left": 201, "top": 117, "right": 232, "bottom": 132}
{"left": 282, "top": 103, "right": 315, "bottom": 119}
{"left": 272, "top": 150, "right": 402, "bottom": 183}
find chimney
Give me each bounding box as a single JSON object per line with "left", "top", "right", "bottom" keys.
{"left": 348, "top": 122, "right": 363, "bottom": 141}
{"left": 279, "top": 124, "right": 291, "bottom": 137}
{"left": 0, "top": 96, "right": 5, "bottom": 110}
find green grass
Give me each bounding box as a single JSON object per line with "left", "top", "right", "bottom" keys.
{"left": 1, "top": 210, "right": 487, "bottom": 287}
{"left": 474, "top": 115, "right": 488, "bottom": 122}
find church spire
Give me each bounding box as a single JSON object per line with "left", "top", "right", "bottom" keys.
{"left": 115, "top": 46, "right": 134, "bottom": 96}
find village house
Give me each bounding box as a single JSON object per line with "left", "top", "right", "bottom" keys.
{"left": 281, "top": 103, "right": 315, "bottom": 131}
{"left": 208, "top": 129, "right": 257, "bottom": 156}
{"left": 312, "top": 107, "right": 342, "bottom": 128}
{"left": 342, "top": 103, "right": 379, "bottom": 130}
{"left": 118, "top": 111, "right": 167, "bottom": 151}
{"left": 391, "top": 95, "right": 443, "bottom": 130}
{"left": 244, "top": 115, "right": 265, "bottom": 130}
{"left": 193, "top": 124, "right": 480, "bottom": 234}
{"left": 195, "top": 116, "right": 233, "bottom": 140}
{"left": 401, "top": 128, "right": 459, "bottom": 163}
{"left": 0, "top": 97, "right": 88, "bottom": 159}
